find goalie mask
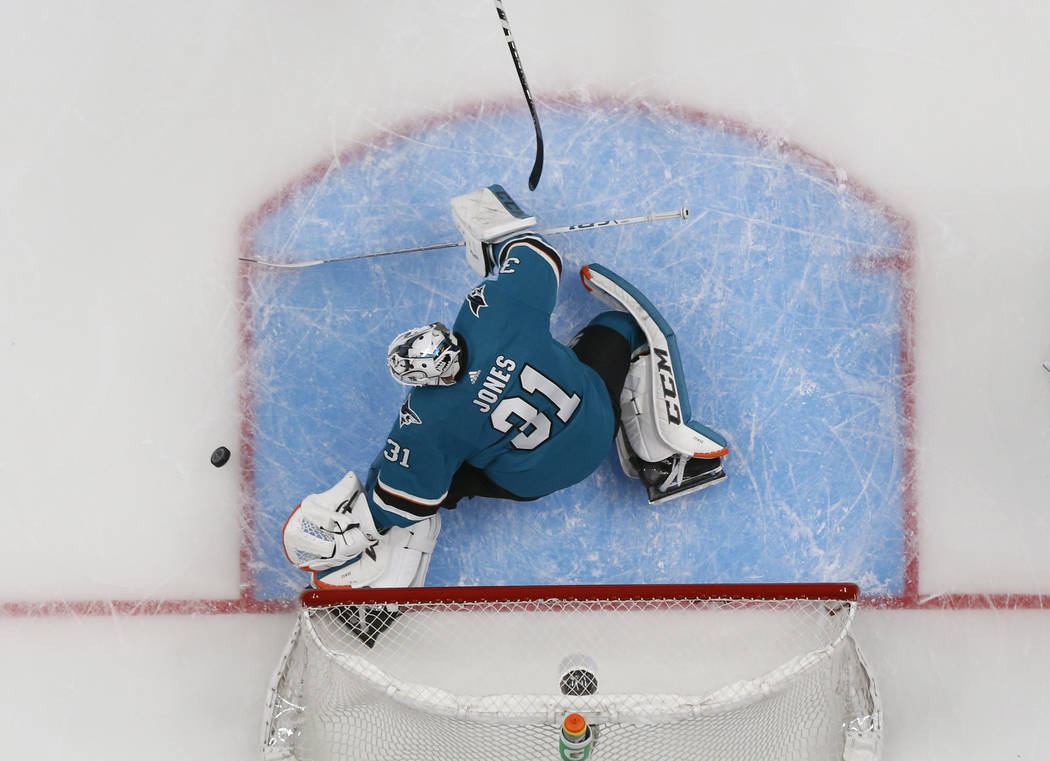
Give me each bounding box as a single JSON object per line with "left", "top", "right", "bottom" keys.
{"left": 387, "top": 322, "right": 462, "bottom": 387}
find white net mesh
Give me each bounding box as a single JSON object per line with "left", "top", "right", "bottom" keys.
{"left": 262, "top": 585, "right": 881, "bottom": 760}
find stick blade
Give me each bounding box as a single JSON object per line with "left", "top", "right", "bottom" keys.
{"left": 528, "top": 133, "right": 544, "bottom": 190}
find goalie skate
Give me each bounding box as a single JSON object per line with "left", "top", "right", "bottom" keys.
{"left": 616, "top": 433, "right": 726, "bottom": 504}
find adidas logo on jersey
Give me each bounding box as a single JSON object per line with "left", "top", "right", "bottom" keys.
{"left": 469, "top": 370, "right": 481, "bottom": 384}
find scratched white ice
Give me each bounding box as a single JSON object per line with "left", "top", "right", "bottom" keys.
{"left": 1, "top": 2, "right": 1048, "bottom": 760}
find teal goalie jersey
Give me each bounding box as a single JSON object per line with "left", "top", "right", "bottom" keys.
{"left": 364, "top": 234, "right": 615, "bottom": 527}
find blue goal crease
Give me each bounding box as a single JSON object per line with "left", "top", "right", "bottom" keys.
{"left": 243, "top": 104, "right": 908, "bottom": 600}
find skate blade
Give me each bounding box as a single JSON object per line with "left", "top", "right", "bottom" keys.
{"left": 645, "top": 469, "right": 727, "bottom": 504}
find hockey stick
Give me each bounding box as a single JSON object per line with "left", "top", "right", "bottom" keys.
{"left": 239, "top": 206, "right": 689, "bottom": 269}
{"left": 494, "top": 0, "right": 544, "bottom": 190}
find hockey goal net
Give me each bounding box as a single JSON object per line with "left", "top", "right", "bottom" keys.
{"left": 262, "top": 583, "right": 881, "bottom": 760}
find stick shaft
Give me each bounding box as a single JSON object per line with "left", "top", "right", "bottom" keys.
{"left": 494, "top": 0, "right": 543, "bottom": 190}
{"left": 240, "top": 206, "right": 689, "bottom": 269}
{"left": 541, "top": 206, "right": 690, "bottom": 235}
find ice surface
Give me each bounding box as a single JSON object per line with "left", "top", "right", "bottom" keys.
{"left": 2, "top": 1, "right": 1048, "bottom": 760}
{"left": 243, "top": 102, "right": 911, "bottom": 596}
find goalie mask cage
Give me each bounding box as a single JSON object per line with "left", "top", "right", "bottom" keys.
{"left": 262, "top": 583, "right": 882, "bottom": 761}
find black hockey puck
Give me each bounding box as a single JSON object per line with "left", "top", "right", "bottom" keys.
{"left": 210, "top": 446, "right": 231, "bottom": 468}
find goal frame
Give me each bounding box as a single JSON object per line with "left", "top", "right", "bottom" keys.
{"left": 297, "top": 581, "right": 861, "bottom": 608}
{"left": 264, "top": 582, "right": 880, "bottom": 761}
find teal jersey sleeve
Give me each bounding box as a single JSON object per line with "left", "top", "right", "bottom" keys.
{"left": 364, "top": 393, "right": 464, "bottom": 527}
{"left": 490, "top": 233, "right": 563, "bottom": 315}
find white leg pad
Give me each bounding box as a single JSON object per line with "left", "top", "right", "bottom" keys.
{"left": 581, "top": 263, "right": 728, "bottom": 459}
{"left": 619, "top": 353, "right": 677, "bottom": 462}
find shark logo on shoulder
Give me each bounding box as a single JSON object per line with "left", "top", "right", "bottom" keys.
{"left": 467, "top": 285, "right": 488, "bottom": 317}
{"left": 398, "top": 397, "right": 422, "bottom": 427}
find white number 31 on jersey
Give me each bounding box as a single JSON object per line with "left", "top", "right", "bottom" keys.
{"left": 383, "top": 438, "right": 411, "bottom": 467}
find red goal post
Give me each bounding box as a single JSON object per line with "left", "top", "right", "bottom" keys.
{"left": 300, "top": 580, "right": 861, "bottom": 607}
{"left": 263, "top": 583, "right": 882, "bottom": 761}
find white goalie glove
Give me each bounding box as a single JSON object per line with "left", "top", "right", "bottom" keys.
{"left": 450, "top": 184, "right": 536, "bottom": 276}
{"left": 282, "top": 471, "right": 381, "bottom": 572}
{"left": 313, "top": 514, "right": 441, "bottom": 590}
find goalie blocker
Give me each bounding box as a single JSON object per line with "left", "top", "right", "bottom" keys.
{"left": 450, "top": 184, "right": 537, "bottom": 276}
{"left": 581, "top": 263, "right": 729, "bottom": 503}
